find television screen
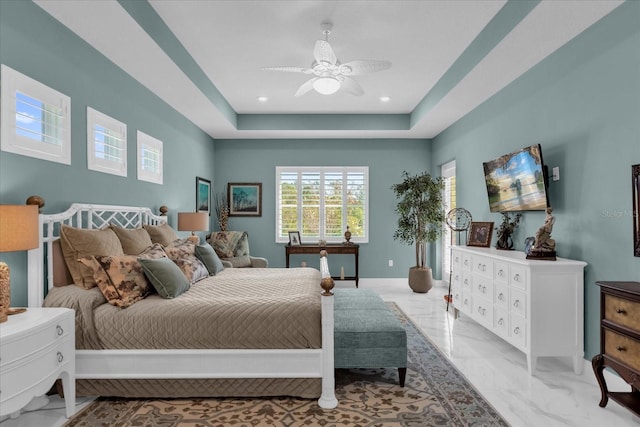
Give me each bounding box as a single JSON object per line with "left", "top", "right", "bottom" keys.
{"left": 483, "top": 144, "right": 549, "bottom": 212}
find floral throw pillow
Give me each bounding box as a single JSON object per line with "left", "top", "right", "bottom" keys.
{"left": 164, "top": 239, "right": 209, "bottom": 284}
{"left": 80, "top": 244, "right": 167, "bottom": 308}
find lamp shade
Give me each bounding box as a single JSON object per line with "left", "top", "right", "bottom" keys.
{"left": 0, "top": 205, "right": 39, "bottom": 253}
{"left": 177, "top": 212, "right": 209, "bottom": 232}
{"left": 313, "top": 77, "right": 340, "bottom": 95}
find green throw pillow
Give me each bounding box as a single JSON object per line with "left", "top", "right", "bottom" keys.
{"left": 195, "top": 242, "right": 225, "bottom": 275}
{"left": 139, "top": 257, "right": 190, "bottom": 298}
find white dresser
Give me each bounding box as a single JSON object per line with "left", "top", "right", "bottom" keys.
{"left": 0, "top": 308, "right": 75, "bottom": 418}
{"left": 450, "top": 246, "right": 587, "bottom": 375}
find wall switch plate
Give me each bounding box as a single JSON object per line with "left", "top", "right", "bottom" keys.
{"left": 552, "top": 167, "right": 560, "bottom": 181}
{"left": 388, "top": 259, "right": 393, "bottom": 267}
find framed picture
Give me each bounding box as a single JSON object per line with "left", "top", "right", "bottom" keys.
{"left": 228, "top": 183, "right": 262, "bottom": 217}
{"left": 633, "top": 164, "right": 639, "bottom": 257}
{"left": 288, "top": 231, "right": 301, "bottom": 246}
{"left": 196, "top": 177, "right": 211, "bottom": 215}
{"left": 467, "top": 222, "right": 494, "bottom": 247}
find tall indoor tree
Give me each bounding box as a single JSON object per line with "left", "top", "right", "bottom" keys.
{"left": 392, "top": 171, "right": 445, "bottom": 293}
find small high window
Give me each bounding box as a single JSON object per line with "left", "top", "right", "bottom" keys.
{"left": 87, "top": 107, "right": 127, "bottom": 177}
{"left": 137, "top": 131, "right": 163, "bottom": 184}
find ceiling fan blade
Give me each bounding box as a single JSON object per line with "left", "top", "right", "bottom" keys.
{"left": 262, "top": 66, "right": 314, "bottom": 74}
{"left": 340, "top": 60, "right": 392, "bottom": 75}
{"left": 295, "top": 78, "right": 317, "bottom": 97}
{"left": 340, "top": 76, "right": 364, "bottom": 96}
{"left": 313, "top": 40, "right": 337, "bottom": 65}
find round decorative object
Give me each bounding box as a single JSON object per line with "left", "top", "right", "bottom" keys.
{"left": 445, "top": 208, "right": 472, "bottom": 232}
{"left": 344, "top": 226, "right": 352, "bottom": 243}
{"left": 26, "top": 195, "right": 45, "bottom": 211}
{"left": 320, "top": 277, "right": 335, "bottom": 296}
{"left": 159, "top": 205, "right": 169, "bottom": 216}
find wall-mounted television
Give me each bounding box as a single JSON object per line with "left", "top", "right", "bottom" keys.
{"left": 483, "top": 144, "right": 549, "bottom": 212}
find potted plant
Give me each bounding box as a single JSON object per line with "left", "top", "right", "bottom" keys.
{"left": 392, "top": 171, "right": 445, "bottom": 293}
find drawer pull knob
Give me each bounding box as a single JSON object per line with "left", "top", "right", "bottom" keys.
{"left": 498, "top": 318, "right": 504, "bottom": 326}
{"left": 57, "top": 352, "right": 64, "bottom": 363}
{"left": 455, "top": 257, "right": 459, "bottom": 262}
{"left": 513, "top": 300, "right": 520, "bottom": 308}
{"left": 498, "top": 293, "right": 504, "bottom": 301}
{"left": 616, "top": 308, "right": 627, "bottom": 315}
{"left": 498, "top": 270, "right": 504, "bottom": 277}
{"left": 56, "top": 325, "right": 64, "bottom": 336}
{"left": 616, "top": 346, "right": 626, "bottom": 352}
{"left": 514, "top": 327, "right": 520, "bottom": 335}
{"left": 513, "top": 274, "right": 520, "bottom": 282}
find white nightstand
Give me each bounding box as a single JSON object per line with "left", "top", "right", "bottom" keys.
{"left": 0, "top": 308, "right": 76, "bottom": 419}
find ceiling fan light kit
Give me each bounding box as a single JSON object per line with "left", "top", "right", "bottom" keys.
{"left": 263, "top": 22, "right": 391, "bottom": 97}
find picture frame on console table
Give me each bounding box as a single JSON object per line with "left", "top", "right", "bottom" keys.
{"left": 633, "top": 164, "right": 639, "bottom": 257}
{"left": 467, "top": 222, "right": 494, "bottom": 247}
{"left": 288, "top": 231, "right": 301, "bottom": 246}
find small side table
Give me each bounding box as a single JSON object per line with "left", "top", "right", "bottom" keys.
{"left": 0, "top": 307, "right": 76, "bottom": 419}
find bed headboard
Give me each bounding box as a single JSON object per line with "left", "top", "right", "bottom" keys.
{"left": 27, "top": 202, "right": 167, "bottom": 307}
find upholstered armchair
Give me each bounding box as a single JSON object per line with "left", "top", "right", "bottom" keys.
{"left": 206, "top": 231, "right": 268, "bottom": 268}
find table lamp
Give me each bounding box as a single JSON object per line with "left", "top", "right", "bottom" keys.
{"left": 177, "top": 212, "right": 209, "bottom": 244}
{"left": 0, "top": 205, "right": 39, "bottom": 323}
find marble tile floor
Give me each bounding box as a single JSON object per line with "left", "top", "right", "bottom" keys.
{"left": 2, "top": 279, "right": 637, "bottom": 427}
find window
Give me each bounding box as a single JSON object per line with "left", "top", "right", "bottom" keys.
{"left": 137, "top": 131, "right": 163, "bottom": 184}
{"left": 1, "top": 64, "right": 71, "bottom": 164}
{"left": 276, "top": 166, "right": 368, "bottom": 243}
{"left": 87, "top": 107, "right": 127, "bottom": 176}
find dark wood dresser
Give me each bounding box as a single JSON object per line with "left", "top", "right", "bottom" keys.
{"left": 592, "top": 281, "right": 640, "bottom": 417}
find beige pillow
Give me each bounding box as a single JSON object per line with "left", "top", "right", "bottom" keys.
{"left": 110, "top": 225, "right": 153, "bottom": 255}
{"left": 59, "top": 225, "right": 124, "bottom": 289}
{"left": 143, "top": 223, "right": 178, "bottom": 246}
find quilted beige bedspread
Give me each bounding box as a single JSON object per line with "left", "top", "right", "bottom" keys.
{"left": 45, "top": 267, "right": 322, "bottom": 350}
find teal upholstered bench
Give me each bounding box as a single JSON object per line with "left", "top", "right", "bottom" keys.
{"left": 334, "top": 288, "right": 407, "bottom": 386}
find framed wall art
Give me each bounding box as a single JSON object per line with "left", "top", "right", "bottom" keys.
{"left": 196, "top": 176, "right": 211, "bottom": 215}
{"left": 228, "top": 182, "right": 262, "bottom": 217}
{"left": 467, "top": 221, "right": 494, "bottom": 247}
{"left": 633, "top": 164, "right": 639, "bottom": 257}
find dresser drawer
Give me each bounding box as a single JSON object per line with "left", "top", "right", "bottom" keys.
{"left": 604, "top": 294, "right": 640, "bottom": 331}
{"left": 509, "top": 265, "right": 527, "bottom": 290}
{"left": 452, "top": 251, "right": 463, "bottom": 271}
{"left": 461, "top": 253, "right": 472, "bottom": 272}
{"left": 494, "top": 284, "right": 509, "bottom": 310}
{"left": 510, "top": 314, "right": 527, "bottom": 349}
{"left": 459, "top": 291, "right": 472, "bottom": 315}
{"left": 494, "top": 308, "right": 509, "bottom": 339}
{"left": 494, "top": 261, "right": 509, "bottom": 283}
{"left": 0, "top": 313, "right": 73, "bottom": 366}
{"left": 473, "top": 276, "right": 493, "bottom": 299}
{"left": 473, "top": 255, "right": 492, "bottom": 278}
{"left": 461, "top": 273, "right": 473, "bottom": 290}
{"left": 472, "top": 296, "right": 493, "bottom": 327}
{"left": 510, "top": 289, "right": 527, "bottom": 318}
{"left": 604, "top": 329, "right": 640, "bottom": 371}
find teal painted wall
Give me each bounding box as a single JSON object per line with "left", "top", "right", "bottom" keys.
{"left": 431, "top": 1, "right": 640, "bottom": 360}
{"left": 0, "top": 1, "right": 216, "bottom": 306}
{"left": 214, "top": 139, "right": 433, "bottom": 277}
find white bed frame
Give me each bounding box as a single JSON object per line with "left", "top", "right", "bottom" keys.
{"left": 27, "top": 203, "right": 337, "bottom": 409}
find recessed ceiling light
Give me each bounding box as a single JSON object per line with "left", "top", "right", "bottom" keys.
{"left": 257, "top": 96, "right": 268, "bottom": 102}
{"left": 380, "top": 96, "right": 391, "bottom": 102}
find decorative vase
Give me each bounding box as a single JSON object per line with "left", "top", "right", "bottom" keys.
{"left": 344, "top": 226, "right": 352, "bottom": 244}
{"left": 408, "top": 266, "right": 432, "bottom": 293}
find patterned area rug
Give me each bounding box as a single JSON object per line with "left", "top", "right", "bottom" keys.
{"left": 64, "top": 304, "right": 509, "bottom": 426}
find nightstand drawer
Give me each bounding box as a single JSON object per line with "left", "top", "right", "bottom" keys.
{"left": 604, "top": 294, "right": 640, "bottom": 331}
{"left": 0, "top": 337, "right": 73, "bottom": 402}
{"left": 604, "top": 329, "right": 640, "bottom": 371}
{"left": 0, "top": 313, "right": 73, "bottom": 366}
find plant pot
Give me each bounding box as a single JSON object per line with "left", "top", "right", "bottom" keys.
{"left": 408, "top": 266, "right": 432, "bottom": 293}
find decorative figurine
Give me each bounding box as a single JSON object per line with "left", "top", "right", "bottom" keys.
{"left": 495, "top": 212, "right": 522, "bottom": 250}
{"left": 343, "top": 226, "right": 352, "bottom": 245}
{"left": 527, "top": 207, "right": 557, "bottom": 260}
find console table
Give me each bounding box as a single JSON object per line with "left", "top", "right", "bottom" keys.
{"left": 286, "top": 244, "right": 359, "bottom": 287}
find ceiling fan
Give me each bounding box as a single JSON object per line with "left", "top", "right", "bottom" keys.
{"left": 262, "top": 23, "right": 391, "bottom": 97}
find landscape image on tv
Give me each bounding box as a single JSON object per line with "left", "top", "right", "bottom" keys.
{"left": 483, "top": 144, "right": 548, "bottom": 212}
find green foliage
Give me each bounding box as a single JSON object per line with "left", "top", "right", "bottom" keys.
{"left": 392, "top": 171, "right": 445, "bottom": 268}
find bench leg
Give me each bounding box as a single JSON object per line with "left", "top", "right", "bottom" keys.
{"left": 398, "top": 367, "right": 407, "bottom": 387}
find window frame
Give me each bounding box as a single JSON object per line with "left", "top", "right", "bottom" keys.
{"left": 1, "top": 64, "right": 71, "bottom": 165}
{"left": 275, "top": 166, "right": 369, "bottom": 244}
{"left": 86, "top": 107, "right": 127, "bottom": 177}
{"left": 136, "top": 130, "right": 163, "bottom": 185}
